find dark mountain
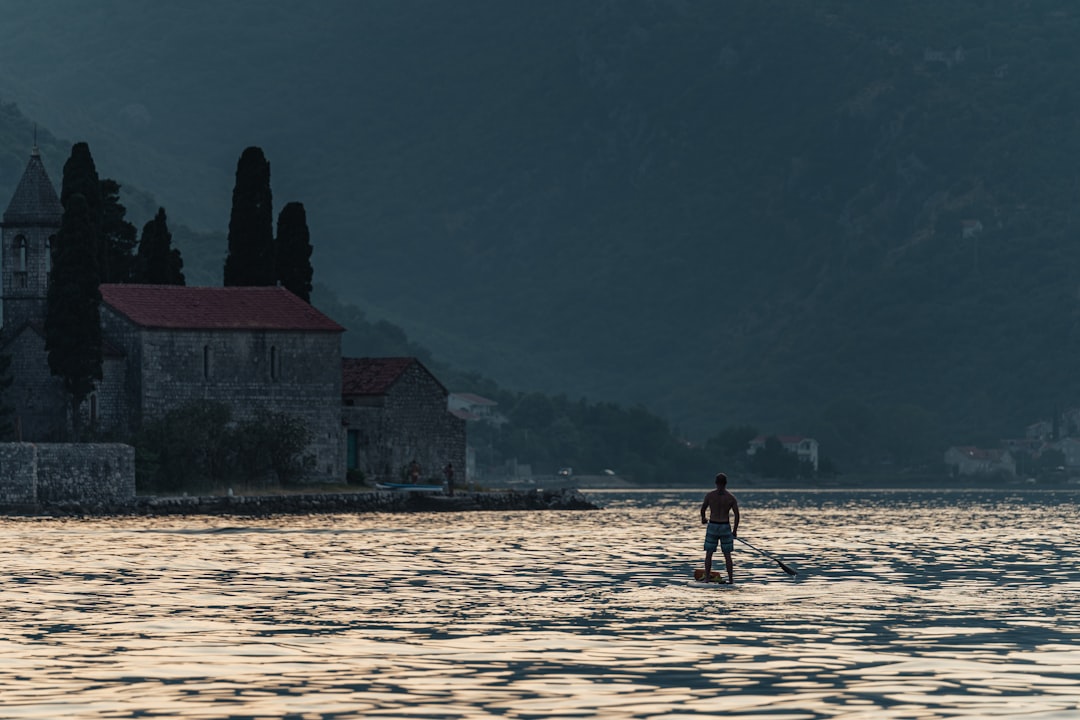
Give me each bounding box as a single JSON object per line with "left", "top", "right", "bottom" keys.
{"left": 2, "top": 1, "right": 1079, "bottom": 468}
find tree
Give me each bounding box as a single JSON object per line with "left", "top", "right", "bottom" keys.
{"left": 134, "top": 207, "right": 186, "bottom": 285}
{"left": 233, "top": 411, "right": 315, "bottom": 487}
{"left": 276, "top": 201, "right": 313, "bottom": 302}
{"left": 58, "top": 142, "right": 103, "bottom": 277}
{"left": 135, "top": 400, "right": 233, "bottom": 492}
{"left": 100, "top": 178, "right": 137, "bottom": 283}
{"left": 223, "top": 146, "right": 275, "bottom": 286}
{"left": 60, "top": 143, "right": 102, "bottom": 222}
{"left": 45, "top": 192, "right": 102, "bottom": 439}
{"left": 706, "top": 424, "right": 759, "bottom": 462}
{"left": 749, "top": 436, "right": 808, "bottom": 480}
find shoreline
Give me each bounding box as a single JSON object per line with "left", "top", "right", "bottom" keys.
{"left": 0, "top": 487, "right": 600, "bottom": 518}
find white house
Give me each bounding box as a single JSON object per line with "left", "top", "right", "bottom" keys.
{"left": 944, "top": 446, "right": 1016, "bottom": 477}
{"left": 448, "top": 392, "right": 507, "bottom": 425}
{"left": 747, "top": 435, "right": 819, "bottom": 471}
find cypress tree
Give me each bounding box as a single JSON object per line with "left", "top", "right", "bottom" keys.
{"left": 223, "top": 146, "right": 275, "bottom": 286}
{"left": 45, "top": 192, "right": 103, "bottom": 439}
{"left": 275, "top": 201, "right": 313, "bottom": 302}
{"left": 135, "top": 207, "right": 186, "bottom": 285}
{"left": 100, "top": 178, "right": 137, "bottom": 283}
{"left": 59, "top": 142, "right": 103, "bottom": 264}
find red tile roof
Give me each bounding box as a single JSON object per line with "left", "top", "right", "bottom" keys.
{"left": 99, "top": 284, "right": 344, "bottom": 332}
{"left": 342, "top": 357, "right": 418, "bottom": 396}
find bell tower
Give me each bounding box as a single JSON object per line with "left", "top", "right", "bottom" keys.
{"left": 1, "top": 146, "right": 62, "bottom": 337}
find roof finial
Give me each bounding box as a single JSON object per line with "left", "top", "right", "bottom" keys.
{"left": 32, "top": 123, "right": 39, "bottom": 157}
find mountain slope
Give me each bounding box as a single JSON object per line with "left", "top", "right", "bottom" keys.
{"left": 2, "top": 1, "right": 1079, "bottom": 462}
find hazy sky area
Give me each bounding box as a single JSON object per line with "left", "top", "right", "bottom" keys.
{"left": 1, "top": 1, "right": 1077, "bottom": 455}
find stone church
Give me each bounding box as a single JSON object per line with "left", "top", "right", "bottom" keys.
{"left": 0, "top": 147, "right": 464, "bottom": 485}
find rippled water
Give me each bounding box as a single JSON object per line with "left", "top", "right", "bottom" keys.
{"left": 1, "top": 488, "right": 1078, "bottom": 719}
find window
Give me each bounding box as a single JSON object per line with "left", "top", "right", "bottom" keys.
{"left": 270, "top": 346, "right": 279, "bottom": 381}
{"left": 203, "top": 345, "right": 211, "bottom": 380}
{"left": 89, "top": 393, "right": 98, "bottom": 422}
{"left": 14, "top": 235, "right": 27, "bottom": 271}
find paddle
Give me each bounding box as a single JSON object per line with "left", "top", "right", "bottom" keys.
{"left": 737, "top": 537, "right": 797, "bottom": 577}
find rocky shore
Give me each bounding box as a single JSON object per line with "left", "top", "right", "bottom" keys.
{"left": 4, "top": 487, "right": 601, "bottom": 518}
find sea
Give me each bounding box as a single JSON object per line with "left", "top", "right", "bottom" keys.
{"left": 1, "top": 487, "right": 1077, "bottom": 719}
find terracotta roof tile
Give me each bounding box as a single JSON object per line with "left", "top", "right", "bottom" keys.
{"left": 342, "top": 357, "right": 417, "bottom": 396}
{"left": 99, "top": 284, "right": 344, "bottom": 331}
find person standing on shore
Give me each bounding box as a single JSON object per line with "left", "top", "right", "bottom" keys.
{"left": 444, "top": 462, "right": 455, "bottom": 496}
{"left": 700, "top": 472, "right": 740, "bottom": 583}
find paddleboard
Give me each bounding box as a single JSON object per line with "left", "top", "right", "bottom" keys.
{"left": 693, "top": 569, "right": 730, "bottom": 583}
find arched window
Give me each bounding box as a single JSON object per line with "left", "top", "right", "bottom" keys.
{"left": 14, "top": 235, "right": 27, "bottom": 271}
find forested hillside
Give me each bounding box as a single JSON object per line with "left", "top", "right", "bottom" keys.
{"left": 3, "top": 1, "right": 1080, "bottom": 471}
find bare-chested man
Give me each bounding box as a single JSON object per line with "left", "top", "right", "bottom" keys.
{"left": 700, "top": 472, "right": 740, "bottom": 583}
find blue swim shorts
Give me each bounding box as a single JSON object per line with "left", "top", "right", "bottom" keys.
{"left": 704, "top": 521, "right": 733, "bottom": 553}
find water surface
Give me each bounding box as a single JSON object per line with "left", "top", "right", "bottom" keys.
{"left": 1, "top": 488, "right": 1078, "bottom": 718}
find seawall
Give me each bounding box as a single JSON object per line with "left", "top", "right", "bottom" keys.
{"left": 3, "top": 488, "right": 600, "bottom": 517}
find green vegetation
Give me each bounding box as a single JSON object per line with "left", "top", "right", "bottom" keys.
{"left": 135, "top": 400, "right": 315, "bottom": 493}
{"left": 224, "top": 146, "right": 275, "bottom": 287}
{"left": 46, "top": 174, "right": 103, "bottom": 439}
{"left": 134, "top": 207, "right": 185, "bottom": 285}
{"left": 100, "top": 179, "right": 137, "bottom": 283}
{"left": 276, "top": 201, "right": 313, "bottom": 302}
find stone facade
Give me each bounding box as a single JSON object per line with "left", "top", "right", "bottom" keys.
{"left": 1, "top": 148, "right": 59, "bottom": 336}
{"left": 98, "top": 294, "right": 344, "bottom": 479}
{"left": 343, "top": 358, "right": 466, "bottom": 483}
{"left": 0, "top": 148, "right": 464, "bottom": 490}
{"left": 0, "top": 442, "right": 135, "bottom": 505}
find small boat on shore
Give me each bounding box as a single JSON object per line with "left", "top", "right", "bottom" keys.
{"left": 374, "top": 482, "right": 445, "bottom": 493}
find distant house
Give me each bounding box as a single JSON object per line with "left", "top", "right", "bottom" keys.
{"left": 1002, "top": 437, "right": 1043, "bottom": 456}
{"left": 343, "top": 357, "right": 465, "bottom": 484}
{"left": 962, "top": 219, "right": 983, "bottom": 238}
{"left": 944, "top": 446, "right": 1016, "bottom": 477}
{"left": 1042, "top": 437, "right": 1080, "bottom": 470}
{"left": 747, "top": 435, "right": 819, "bottom": 471}
{"left": 448, "top": 392, "right": 507, "bottom": 425}
{"left": 1026, "top": 420, "right": 1054, "bottom": 441}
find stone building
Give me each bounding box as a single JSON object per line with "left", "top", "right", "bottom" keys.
{"left": 1, "top": 147, "right": 465, "bottom": 488}
{"left": 343, "top": 357, "right": 465, "bottom": 483}
{"left": 97, "top": 284, "right": 345, "bottom": 478}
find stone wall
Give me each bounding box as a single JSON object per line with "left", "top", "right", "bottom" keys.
{"left": 0, "top": 443, "right": 36, "bottom": 504}
{"left": 0, "top": 442, "right": 135, "bottom": 506}
{"left": 19, "top": 487, "right": 598, "bottom": 517}
{"left": 344, "top": 362, "right": 466, "bottom": 483}
{"left": 100, "top": 308, "right": 345, "bottom": 481}
{"left": 5, "top": 327, "right": 67, "bottom": 440}
{"left": 1, "top": 222, "right": 55, "bottom": 337}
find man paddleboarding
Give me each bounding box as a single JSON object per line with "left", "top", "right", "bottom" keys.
{"left": 700, "top": 472, "right": 740, "bottom": 583}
